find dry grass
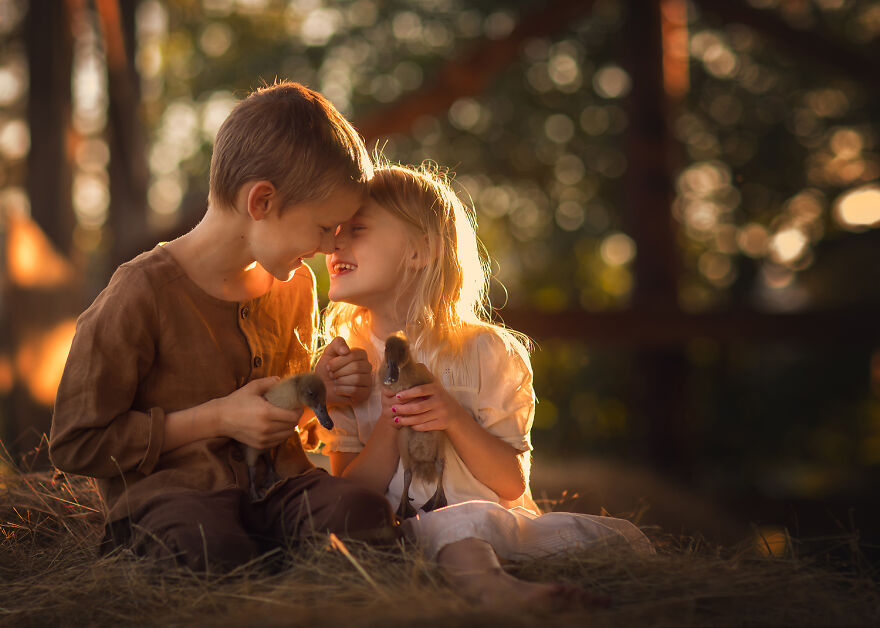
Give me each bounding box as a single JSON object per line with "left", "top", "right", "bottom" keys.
{"left": 1, "top": 460, "right": 878, "bottom": 627}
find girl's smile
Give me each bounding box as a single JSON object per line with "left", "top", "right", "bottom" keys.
{"left": 326, "top": 199, "right": 414, "bottom": 309}
{"left": 330, "top": 260, "right": 358, "bottom": 279}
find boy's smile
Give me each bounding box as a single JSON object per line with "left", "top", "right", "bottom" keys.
{"left": 253, "top": 184, "right": 365, "bottom": 282}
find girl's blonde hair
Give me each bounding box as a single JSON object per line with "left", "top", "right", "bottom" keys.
{"left": 322, "top": 162, "right": 531, "bottom": 374}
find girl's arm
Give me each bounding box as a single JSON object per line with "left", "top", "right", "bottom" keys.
{"left": 392, "top": 383, "right": 527, "bottom": 501}
{"left": 328, "top": 387, "right": 400, "bottom": 495}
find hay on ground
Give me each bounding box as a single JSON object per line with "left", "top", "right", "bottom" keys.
{"left": 1, "top": 463, "right": 878, "bottom": 628}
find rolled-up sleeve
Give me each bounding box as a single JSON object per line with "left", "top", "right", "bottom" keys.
{"left": 473, "top": 333, "right": 535, "bottom": 454}
{"left": 49, "top": 264, "right": 165, "bottom": 478}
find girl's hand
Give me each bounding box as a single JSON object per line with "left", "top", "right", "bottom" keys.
{"left": 379, "top": 385, "right": 400, "bottom": 430}
{"left": 391, "top": 382, "right": 471, "bottom": 433}
{"left": 316, "top": 337, "right": 373, "bottom": 405}
{"left": 214, "top": 377, "right": 302, "bottom": 449}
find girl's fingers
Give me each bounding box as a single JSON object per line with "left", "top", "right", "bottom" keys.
{"left": 394, "top": 384, "right": 434, "bottom": 401}
{"left": 328, "top": 356, "right": 371, "bottom": 377}
{"left": 327, "top": 348, "right": 369, "bottom": 372}
{"left": 409, "top": 418, "right": 444, "bottom": 432}
{"left": 393, "top": 398, "right": 433, "bottom": 416}
{"left": 334, "top": 371, "right": 372, "bottom": 387}
{"left": 395, "top": 410, "right": 437, "bottom": 427}
{"left": 333, "top": 384, "right": 366, "bottom": 398}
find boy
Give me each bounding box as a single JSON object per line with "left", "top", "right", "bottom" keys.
{"left": 49, "top": 82, "right": 396, "bottom": 571}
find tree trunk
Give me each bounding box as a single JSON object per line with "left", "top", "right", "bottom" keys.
{"left": 96, "top": 0, "right": 150, "bottom": 274}
{"left": 25, "top": 0, "right": 74, "bottom": 256}
{"left": 622, "top": 0, "right": 691, "bottom": 476}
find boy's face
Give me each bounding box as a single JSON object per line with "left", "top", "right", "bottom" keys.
{"left": 326, "top": 198, "right": 413, "bottom": 309}
{"left": 253, "top": 185, "right": 365, "bottom": 281}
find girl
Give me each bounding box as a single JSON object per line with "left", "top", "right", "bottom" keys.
{"left": 319, "top": 163, "right": 653, "bottom": 609}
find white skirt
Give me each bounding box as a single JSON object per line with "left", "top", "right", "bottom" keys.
{"left": 401, "top": 500, "right": 655, "bottom": 561}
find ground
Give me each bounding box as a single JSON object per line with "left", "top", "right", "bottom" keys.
{"left": 1, "top": 461, "right": 878, "bottom": 627}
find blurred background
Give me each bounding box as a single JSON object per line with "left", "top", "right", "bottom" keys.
{"left": 1, "top": 0, "right": 879, "bottom": 551}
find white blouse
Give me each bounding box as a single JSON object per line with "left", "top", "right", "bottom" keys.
{"left": 320, "top": 329, "right": 539, "bottom": 512}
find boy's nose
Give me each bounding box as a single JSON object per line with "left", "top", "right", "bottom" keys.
{"left": 318, "top": 238, "right": 334, "bottom": 255}
{"left": 330, "top": 230, "right": 349, "bottom": 251}
{"left": 318, "top": 230, "right": 339, "bottom": 255}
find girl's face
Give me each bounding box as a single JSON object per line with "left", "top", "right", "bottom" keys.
{"left": 326, "top": 198, "right": 416, "bottom": 310}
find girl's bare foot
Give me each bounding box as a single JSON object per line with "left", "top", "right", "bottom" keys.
{"left": 438, "top": 538, "right": 610, "bottom": 612}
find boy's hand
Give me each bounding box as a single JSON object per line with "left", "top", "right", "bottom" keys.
{"left": 391, "top": 382, "right": 471, "bottom": 434}
{"left": 215, "top": 377, "right": 302, "bottom": 450}
{"left": 316, "top": 337, "right": 373, "bottom": 405}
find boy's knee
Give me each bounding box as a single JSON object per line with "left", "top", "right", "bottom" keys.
{"left": 114, "top": 489, "right": 258, "bottom": 571}
{"left": 161, "top": 522, "right": 257, "bottom": 571}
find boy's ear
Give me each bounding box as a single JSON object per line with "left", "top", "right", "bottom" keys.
{"left": 246, "top": 181, "right": 277, "bottom": 220}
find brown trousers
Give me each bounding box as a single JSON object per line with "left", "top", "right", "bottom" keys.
{"left": 102, "top": 468, "right": 397, "bottom": 571}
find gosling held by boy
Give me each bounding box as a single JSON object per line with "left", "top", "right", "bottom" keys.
{"left": 244, "top": 372, "right": 333, "bottom": 501}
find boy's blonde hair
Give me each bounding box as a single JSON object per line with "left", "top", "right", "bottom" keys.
{"left": 209, "top": 81, "right": 372, "bottom": 211}
{"left": 322, "top": 162, "right": 531, "bottom": 373}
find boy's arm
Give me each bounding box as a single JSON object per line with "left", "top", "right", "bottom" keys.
{"left": 162, "top": 377, "right": 302, "bottom": 452}
{"left": 50, "top": 266, "right": 166, "bottom": 478}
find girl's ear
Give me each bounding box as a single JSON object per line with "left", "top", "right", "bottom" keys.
{"left": 408, "top": 234, "right": 433, "bottom": 270}
{"left": 246, "top": 180, "right": 277, "bottom": 220}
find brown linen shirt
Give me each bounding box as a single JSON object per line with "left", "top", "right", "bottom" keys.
{"left": 50, "top": 244, "right": 319, "bottom": 523}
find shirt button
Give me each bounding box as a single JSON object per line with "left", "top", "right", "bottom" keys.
{"left": 240, "top": 305, "right": 249, "bottom": 319}
{"left": 253, "top": 355, "right": 262, "bottom": 368}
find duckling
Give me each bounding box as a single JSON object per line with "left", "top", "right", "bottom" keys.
{"left": 244, "top": 372, "right": 333, "bottom": 501}
{"left": 381, "top": 333, "right": 447, "bottom": 520}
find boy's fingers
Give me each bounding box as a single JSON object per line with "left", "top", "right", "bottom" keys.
{"left": 247, "top": 376, "right": 282, "bottom": 394}
{"left": 263, "top": 403, "right": 302, "bottom": 424}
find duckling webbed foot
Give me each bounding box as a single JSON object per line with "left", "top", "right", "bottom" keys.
{"left": 421, "top": 483, "right": 447, "bottom": 513}
{"left": 396, "top": 491, "right": 418, "bottom": 520}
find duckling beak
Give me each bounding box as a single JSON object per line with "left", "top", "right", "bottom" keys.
{"left": 383, "top": 360, "right": 399, "bottom": 386}
{"left": 310, "top": 402, "right": 333, "bottom": 430}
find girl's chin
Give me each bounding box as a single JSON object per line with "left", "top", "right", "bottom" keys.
{"left": 327, "top": 287, "right": 363, "bottom": 306}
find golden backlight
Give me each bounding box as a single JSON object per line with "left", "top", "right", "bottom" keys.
{"left": 14, "top": 320, "right": 77, "bottom": 407}
{"left": 6, "top": 212, "right": 74, "bottom": 288}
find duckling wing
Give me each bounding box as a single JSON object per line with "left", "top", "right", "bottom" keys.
{"left": 399, "top": 362, "right": 434, "bottom": 389}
